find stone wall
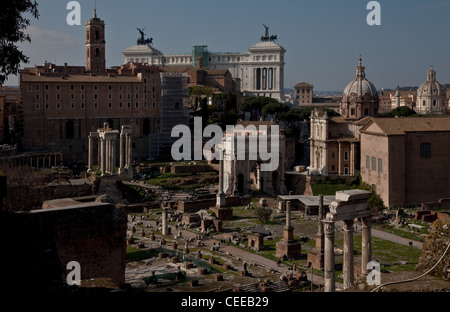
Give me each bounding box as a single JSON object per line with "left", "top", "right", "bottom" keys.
{"left": 1, "top": 202, "right": 128, "bottom": 290}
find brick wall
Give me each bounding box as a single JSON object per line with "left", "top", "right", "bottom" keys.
{"left": 2, "top": 202, "right": 128, "bottom": 290}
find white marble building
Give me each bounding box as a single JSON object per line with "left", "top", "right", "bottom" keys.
{"left": 122, "top": 28, "right": 286, "bottom": 102}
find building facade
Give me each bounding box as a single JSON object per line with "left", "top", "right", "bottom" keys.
{"left": 309, "top": 58, "right": 378, "bottom": 176}
{"left": 20, "top": 12, "right": 161, "bottom": 164}
{"left": 123, "top": 26, "right": 286, "bottom": 102}
{"left": 293, "top": 82, "right": 313, "bottom": 106}
{"left": 360, "top": 117, "right": 450, "bottom": 208}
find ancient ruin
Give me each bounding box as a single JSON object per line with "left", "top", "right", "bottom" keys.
{"left": 88, "top": 124, "right": 133, "bottom": 179}
{"left": 276, "top": 201, "right": 301, "bottom": 259}
{"left": 323, "top": 190, "right": 372, "bottom": 292}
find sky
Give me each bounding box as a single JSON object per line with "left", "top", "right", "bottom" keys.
{"left": 5, "top": 0, "right": 450, "bottom": 91}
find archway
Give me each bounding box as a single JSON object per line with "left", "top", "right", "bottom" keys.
{"left": 66, "top": 120, "right": 74, "bottom": 139}
{"left": 237, "top": 173, "right": 245, "bottom": 194}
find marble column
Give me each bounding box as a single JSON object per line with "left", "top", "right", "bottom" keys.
{"left": 100, "top": 138, "right": 106, "bottom": 175}
{"left": 112, "top": 138, "right": 116, "bottom": 174}
{"left": 119, "top": 132, "right": 124, "bottom": 173}
{"left": 216, "top": 156, "right": 226, "bottom": 207}
{"left": 232, "top": 156, "right": 239, "bottom": 196}
{"left": 162, "top": 207, "right": 168, "bottom": 236}
{"left": 343, "top": 219, "right": 354, "bottom": 289}
{"left": 324, "top": 220, "right": 335, "bottom": 292}
{"left": 361, "top": 216, "right": 372, "bottom": 276}
{"left": 88, "top": 134, "right": 94, "bottom": 171}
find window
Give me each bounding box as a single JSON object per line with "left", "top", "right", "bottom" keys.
{"left": 420, "top": 143, "right": 431, "bottom": 157}
{"left": 351, "top": 108, "right": 356, "bottom": 115}
{"left": 378, "top": 158, "right": 383, "bottom": 173}
{"left": 152, "top": 101, "right": 156, "bottom": 108}
{"left": 45, "top": 94, "right": 49, "bottom": 100}
{"left": 108, "top": 84, "right": 112, "bottom": 91}
{"left": 80, "top": 84, "right": 85, "bottom": 91}
{"left": 423, "top": 100, "right": 426, "bottom": 106}
{"left": 108, "top": 102, "right": 112, "bottom": 109}
{"left": 81, "top": 102, "right": 85, "bottom": 109}
{"left": 144, "top": 102, "right": 147, "bottom": 108}
{"left": 45, "top": 84, "right": 49, "bottom": 91}
{"left": 94, "top": 102, "right": 98, "bottom": 109}
{"left": 127, "top": 102, "right": 131, "bottom": 108}
{"left": 344, "top": 151, "right": 349, "bottom": 161}
{"left": 56, "top": 94, "right": 60, "bottom": 100}
{"left": 56, "top": 84, "right": 60, "bottom": 91}
{"left": 135, "top": 102, "right": 139, "bottom": 108}
{"left": 71, "top": 94, "right": 75, "bottom": 100}
{"left": 56, "top": 102, "right": 61, "bottom": 109}
{"left": 81, "top": 94, "right": 85, "bottom": 100}
{"left": 119, "top": 102, "right": 123, "bottom": 109}
{"left": 94, "top": 94, "right": 98, "bottom": 100}
{"left": 108, "top": 94, "right": 112, "bottom": 100}
{"left": 371, "top": 157, "right": 376, "bottom": 171}
{"left": 45, "top": 103, "right": 49, "bottom": 110}
{"left": 35, "top": 102, "right": 40, "bottom": 110}
{"left": 35, "top": 94, "right": 40, "bottom": 101}
{"left": 433, "top": 100, "right": 437, "bottom": 106}
{"left": 35, "top": 84, "right": 40, "bottom": 91}
{"left": 135, "top": 93, "right": 139, "bottom": 100}
{"left": 70, "top": 84, "right": 74, "bottom": 91}
{"left": 94, "top": 84, "right": 98, "bottom": 91}
{"left": 70, "top": 103, "right": 75, "bottom": 109}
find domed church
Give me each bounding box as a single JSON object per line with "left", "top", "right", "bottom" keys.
{"left": 416, "top": 66, "right": 447, "bottom": 115}
{"left": 340, "top": 57, "right": 379, "bottom": 119}
{"left": 309, "top": 58, "right": 377, "bottom": 176}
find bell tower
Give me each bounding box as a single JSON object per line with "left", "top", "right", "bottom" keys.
{"left": 85, "top": 8, "right": 106, "bottom": 74}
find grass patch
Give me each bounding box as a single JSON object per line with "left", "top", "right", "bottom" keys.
{"left": 126, "top": 246, "right": 152, "bottom": 262}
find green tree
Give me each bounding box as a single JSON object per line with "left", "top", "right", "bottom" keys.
{"left": 389, "top": 106, "right": 417, "bottom": 117}
{"left": 255, "top": 206, "right": 273, "bottom": 224}
{"left": 262, "top": 102, "right": 290, "bottom": 119}
{"left": 368, "top": 192, "right": 385, "bottom": 213}
{"left": 0, "top": 0, "right": 39, "bottom": 86}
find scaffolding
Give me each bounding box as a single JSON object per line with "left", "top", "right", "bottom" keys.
{"left": 158, "top": 72, "right": 190, "bottom": 158}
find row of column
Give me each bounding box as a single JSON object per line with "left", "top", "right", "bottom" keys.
{"left": 0, "top": 153, "right": 62, "bottom": 169}
{"left": 254, "top": 67, "right": 276, "bottom": 91}
{"left": 324, "top": 216, "right": 372, "bottom": 292}
{"left": 88, "top": 127, "right": 132, "bottom": 176}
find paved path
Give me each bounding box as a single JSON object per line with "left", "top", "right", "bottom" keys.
{"left": 371, "top": 228, "right": 423, "bottom": 249}
{"left": 142, "top": 219, "right": 343, "bottom": 289}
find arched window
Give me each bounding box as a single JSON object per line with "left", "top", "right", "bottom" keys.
{"left": 95, "top": 48, "right": 100, "bottom": 57}
{"left": 95, "top": 30, "right": 99, "bottom": 40}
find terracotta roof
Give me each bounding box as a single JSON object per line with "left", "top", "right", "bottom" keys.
{"left": 361, "top": 116, "right": 450, "bottom": 135}
{"left": 160, "top": 66, "right": 192, "bottom": 73}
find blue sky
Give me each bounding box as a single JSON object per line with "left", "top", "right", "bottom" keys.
{"left": 6, "top": 0, "right": 450, "bottom": 91}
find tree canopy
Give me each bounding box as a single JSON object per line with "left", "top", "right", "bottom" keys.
{"left": 0, "top": 0, "right": 39, "bottom": 86}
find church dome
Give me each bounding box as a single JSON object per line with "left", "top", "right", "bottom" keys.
{"left": 343, "top": 58, "right": 378, "bottom": 98}
{"left": 417, "top": 67, "right": 445, "bottom": 98}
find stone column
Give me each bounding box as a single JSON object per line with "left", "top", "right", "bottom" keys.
{"left": 106, "top": 139, "right": 111, "bottom": 174}
{"left": 216, "top": 156, "right": 226, "bottom": 207}
{"left": 232, "top": 155, "right": 239, "bottom": 196}
{"left": 361, "top": 216, "right": 372, "bottom": 276}
{"left": 100, "top": 138, "right": 106, "bottom": 175}
{"left": 126, "top": 133, "right": 132, "bottom": 169}
{"left": 324, "top": 220, "right": 335, "bottom": 292}
{"left": 343, "top": 219, "right": 354, "bottom": 289}
{"left": 111, "top": 138, "right": 117, "bottom": 174}
{"left": 119, "top": 132, "right": 124, "bottom": 173}
{"left": 162, "top": 207, "right": 168, "bottom": 236}
{"left": 88, "top": 134, "right": 94, "bottom": 171}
